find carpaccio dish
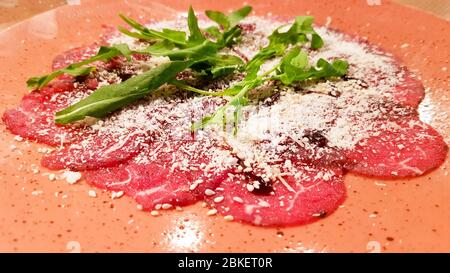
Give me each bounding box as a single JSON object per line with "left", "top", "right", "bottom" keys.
{"left": 2, "top": 6, "right": 448, "bottom": 227}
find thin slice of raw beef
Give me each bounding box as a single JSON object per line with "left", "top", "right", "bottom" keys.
{"left": 390, "top": 67, "right": 425, "bottom": 108}
{"left": 84, "top": 140, "right": 236, "bottom": 209}
{"left": 205, "top": 164, "right": 346, "bottom": 226}
{"left": 4, "top": 42, "right": 132, "bottom": 147}
{"left": 41, "top": 128, "right": 146, "bottom": 171}
{"left": 2, "top": 77, "right": 91, "bottom": 146}
{"left": 344, "top": 117, "right": 447, "bottom": 177}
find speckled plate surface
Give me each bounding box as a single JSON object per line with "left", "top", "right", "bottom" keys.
{"left": 0, "top": 0, "right": 449, "bottom": 253}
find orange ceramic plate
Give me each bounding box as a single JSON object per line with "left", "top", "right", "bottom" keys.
{"left": 0, "top": 0, "right": 449, "bottom": 253}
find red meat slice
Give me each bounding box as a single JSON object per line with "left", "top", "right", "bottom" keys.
{"left": 390, "top": 68, "right": 424, "bottom": 108}
{"left": 3, "top": 40, "right": 129, "bottom": 147}
{"left": 84, "top": 140, "right": 234, "bottom": 209}
{"left": 205, "top": 164, "right": 346, "bottom": 226}
{"left": 41, "top": 128, "right": 146, "bottom": 171}
{"left": 2, "top": 78, "right": 90, "bottom": 146}
{"left": 3, "top": 107, "right": 81, "bottom": 146}
{"left": 344, "top": 117, "right": 447, "bottom": 178}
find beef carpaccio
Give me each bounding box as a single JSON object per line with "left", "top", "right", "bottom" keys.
{"left": 3, "top": 14, "right": 447, "bottom": 227}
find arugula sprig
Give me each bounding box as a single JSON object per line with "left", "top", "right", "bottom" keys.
{"left": 197, "top": 13, "right": 346, "bottom": 130}
{"left": 27, "top": 44, "right": 132, "bottom": 89}
{"left": 191, "top": 56, "right": 348, "bottom": 133}
{"left": 29, "top": 5, "right": 249, "bottom": 92}
{"left": 194, "top": 47, "right": 348, "bottom": 131}
{"left": 25, "top": 5, "right": 349, "bottom": 130}
{"left": 273, "top": 47, "right": 349, "bottom": 85}
{"left": 245, "top": 16, "right": 324, "bottom": 77}
{"left": 205, "top": 6, "right": 252, "bottom": 30}
{"left": 52, "top": 6, "right": 250, "bottom": 124}
{"left": 192, "top": 15, "right": 347, "bottom": 131}
{"left": 118, "top": 14, "right": 187, "bottom": 45}
{"left": 131, "top": 6, "right": 249, "bottom": 78}
{"left": 204, "top": 6, "right": 252, "bottom": 47}
{"left": 118, "top": 6, "right": 207, "bottom": 56}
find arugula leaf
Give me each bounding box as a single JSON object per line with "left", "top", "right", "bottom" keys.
{"left": 55, "top": 60, "right": 192, "bottom": 124}
{"left": 245, "top": 15, "right": 323, "bottom": 75}
{"left": 204, "top": 26, "right": 222, "bottom": 39}
{"left": 197, "top": 54, "right": 244, "bottom": 78}
{"left": 307, "top": 58, "right": 349, "bottom": 79}
{"left": 118, "top": 14, "right": 148, "bottom": 33}
{"left": 117, "top": 26, "right": 151, "bottom": 40}
{"left": 292, "top": 16, "right": 323, "bottom": 49}
{"left": 27, "top": 44, "right": 132, "bottom": 89}
{"left": 311, "top": 33, "right": 324, "bottom": 49}
{"left": 169, "top": 40, "right": 218, "bottom": 60}
{"left": 274, "top": 47, "right": 308, "bottom": 84}
{"left": 162, "top": 29, "right": 187, "bottom": 44}
{"left": 140, "top": 40, "right": 218, "bottom": 61}
{"left": 107, "top": 43, "right": 133, "bottom": 61}
{"left": 245, "top": 43, "right": 285, "bottom": 78}
{"left": 269, "top": 16, "right": 319, "bottom": 47}
{"left": 205, "top": 5, "right": 252, "bottom": 30}
{"left": 192, "top": 54, "right": 244, "bottom": 79}
{"left": 119, "top": 14, "right": 187, "bottom": 45}
{"left": 227, "top": 6, "right": 252, "bottom": 28}
{"left": 27, "top": 67, "right": 94, "bottom": 90}
{"left": 289, "top": 50, "right": 308, "bottom": 68}
{"left": 139, "top": 40, "right": 176, "bottom": 55}
{"left": 220, "top": 26, "right": 242, "bottom": 47}
{"left": 205, "top": 6, "right": 252, "bottom": 48}
{"left": 205, "top": 10, "right": 229, "bottom": 30}
{"left": 142, "top": 27, "right": 186, "bottom": 45}
{"left": 187, "top": 6, "right": 205, "bottom": 44}
{"left": 273, "top": 47, "right": 348, "bottom": 85}
{"left": 140, "top": 41, "right": 241, "bottom": 78}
